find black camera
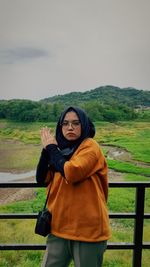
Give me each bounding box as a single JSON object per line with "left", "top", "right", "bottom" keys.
{"left": 35, "top": 208, "right": 52, "bottom": 237}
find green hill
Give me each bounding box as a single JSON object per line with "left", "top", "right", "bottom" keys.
{"left": 41, "top": 85, "right": 150, "bottom": 107}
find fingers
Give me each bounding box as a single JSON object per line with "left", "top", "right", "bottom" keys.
{"left": 41, "top": 127, "right": 51, "bottom": 138}
{"left": 40, "top": 127, "right": 57, "bottom": 148}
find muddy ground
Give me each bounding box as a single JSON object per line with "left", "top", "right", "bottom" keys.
{"left": 0, "top": 176, "right": 36, "bottom": 205}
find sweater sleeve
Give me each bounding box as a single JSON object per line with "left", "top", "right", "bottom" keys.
{"left": 36, "top": 148, "right": 50, "bottom": 185}
{"left": 64, "top": 139, "right": 107, "bottom": 184}
{"left": 46, "top": 144, "right": 66, "bottom": 177}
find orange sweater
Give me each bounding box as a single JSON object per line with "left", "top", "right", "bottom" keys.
{"left": 46, "top": 138, "right": 111, "bottom": 242}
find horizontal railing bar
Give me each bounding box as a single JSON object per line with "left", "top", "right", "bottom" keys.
{"left": 142, "top": 242, "right": 150, "bottom": 249}
{"left": 109, "top": 213, "right": 136, "bottom": 218}
{"left": 1, "top": 242, "right": 149, "bottom": 251}
{"left": 0, "top": 181, "right": 150, "bottom": 188}
{"left": 143, "top": 213, "right": 150, "bottom": 219}
{"left": 107, "top": 242, "right": 135, "bottom": 249}
{"left": 0, "top": 213, "right": 136, "bottom": 219}
{"left": 109, "top": 213, "right": 150, "bottom": 219}
{"left": 109, "top": 182, "right": 150, "bottom": 188}
{"left": 0, "top": 243, "right": 135, "bottom": 251}
{"left": 0, "top": 244, "right": 46, "bottom": 250}
{"left": 1, "top": 213, "right": 150, "bottom": 219}
{"left": 0, "top": 183, "right": 43, "bottom": 188}
{"left": 0, "top": 214, "right": 38, "bottom": 219}
{"left": 107, "top": 242, "right": 150, "bottom": 250}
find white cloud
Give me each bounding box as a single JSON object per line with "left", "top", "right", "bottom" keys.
{"left": 0, "top": 47, "right": 49, "bottom": 64}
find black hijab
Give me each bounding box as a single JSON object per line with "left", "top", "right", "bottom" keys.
{"left": 55, "top": 106, "right": 95, "bottom": 157}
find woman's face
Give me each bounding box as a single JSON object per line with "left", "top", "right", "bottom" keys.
{"left": 61, "top": 111, "right": 81, "bottom": 141}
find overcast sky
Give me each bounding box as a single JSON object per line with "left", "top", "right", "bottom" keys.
{"left": 0, "top": 0, "right": 150, "bottom": 101}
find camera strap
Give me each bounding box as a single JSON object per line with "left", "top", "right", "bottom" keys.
{"left": 44, "top": 182, "right": 52, "bottom": 209}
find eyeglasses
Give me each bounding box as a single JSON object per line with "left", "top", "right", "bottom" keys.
{"left": 61, "top": 120, "right": 81, "bottom": 128}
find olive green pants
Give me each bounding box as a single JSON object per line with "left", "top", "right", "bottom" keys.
{"left": 41, "top": 234, "right": 107, "bottom": 267}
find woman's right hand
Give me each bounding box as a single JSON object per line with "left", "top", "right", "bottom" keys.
{"left": 40, "top": 127, "right": 58, "bottom": 148}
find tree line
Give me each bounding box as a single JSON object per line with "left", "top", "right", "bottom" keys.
{"left": 0, "top": 98, "right": 149, "bottom": 123}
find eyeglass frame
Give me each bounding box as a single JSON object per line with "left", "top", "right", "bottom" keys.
{"left": 61, "top": 120, "right": 81, "bottom": 128}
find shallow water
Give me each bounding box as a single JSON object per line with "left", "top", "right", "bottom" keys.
{"left": 0, "top": 170, "right": 35, "bottom": 183}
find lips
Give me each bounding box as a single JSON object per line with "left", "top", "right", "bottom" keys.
{"left": 67, "top": 133, "right": 76, "bottom": 137}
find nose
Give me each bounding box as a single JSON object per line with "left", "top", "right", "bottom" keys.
{"left": 68, "top": 122, "right": 74, "bottom": 129}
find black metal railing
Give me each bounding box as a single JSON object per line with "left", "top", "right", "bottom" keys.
{"left": 0, "top": 181, "right": 150, "bottom": 267}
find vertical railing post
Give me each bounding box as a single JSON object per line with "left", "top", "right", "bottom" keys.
{"left": 132, "top": 185, "right": 145, "bottom": 267}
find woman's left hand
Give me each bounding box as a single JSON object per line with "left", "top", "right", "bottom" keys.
{"left": 40, "top": 127, "right": 58, "bottom": 148}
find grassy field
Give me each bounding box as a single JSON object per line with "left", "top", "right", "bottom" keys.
{"left": 96, "top": 121, "right": 150, "bottom": 163}
{"left": 0, "top": 119, "right": 149, "bottom": 267}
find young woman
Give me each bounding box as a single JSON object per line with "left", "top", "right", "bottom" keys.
{"left": 36, "top": 106, "right": 111, "bottom": 267}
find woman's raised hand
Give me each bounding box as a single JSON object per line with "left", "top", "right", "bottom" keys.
{"left": 40, "top": 127, "right": 58, "bottom": 148}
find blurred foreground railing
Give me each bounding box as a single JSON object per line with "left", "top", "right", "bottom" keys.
{"left": 0, "top": 181, "right": 150, "bottom": 267}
